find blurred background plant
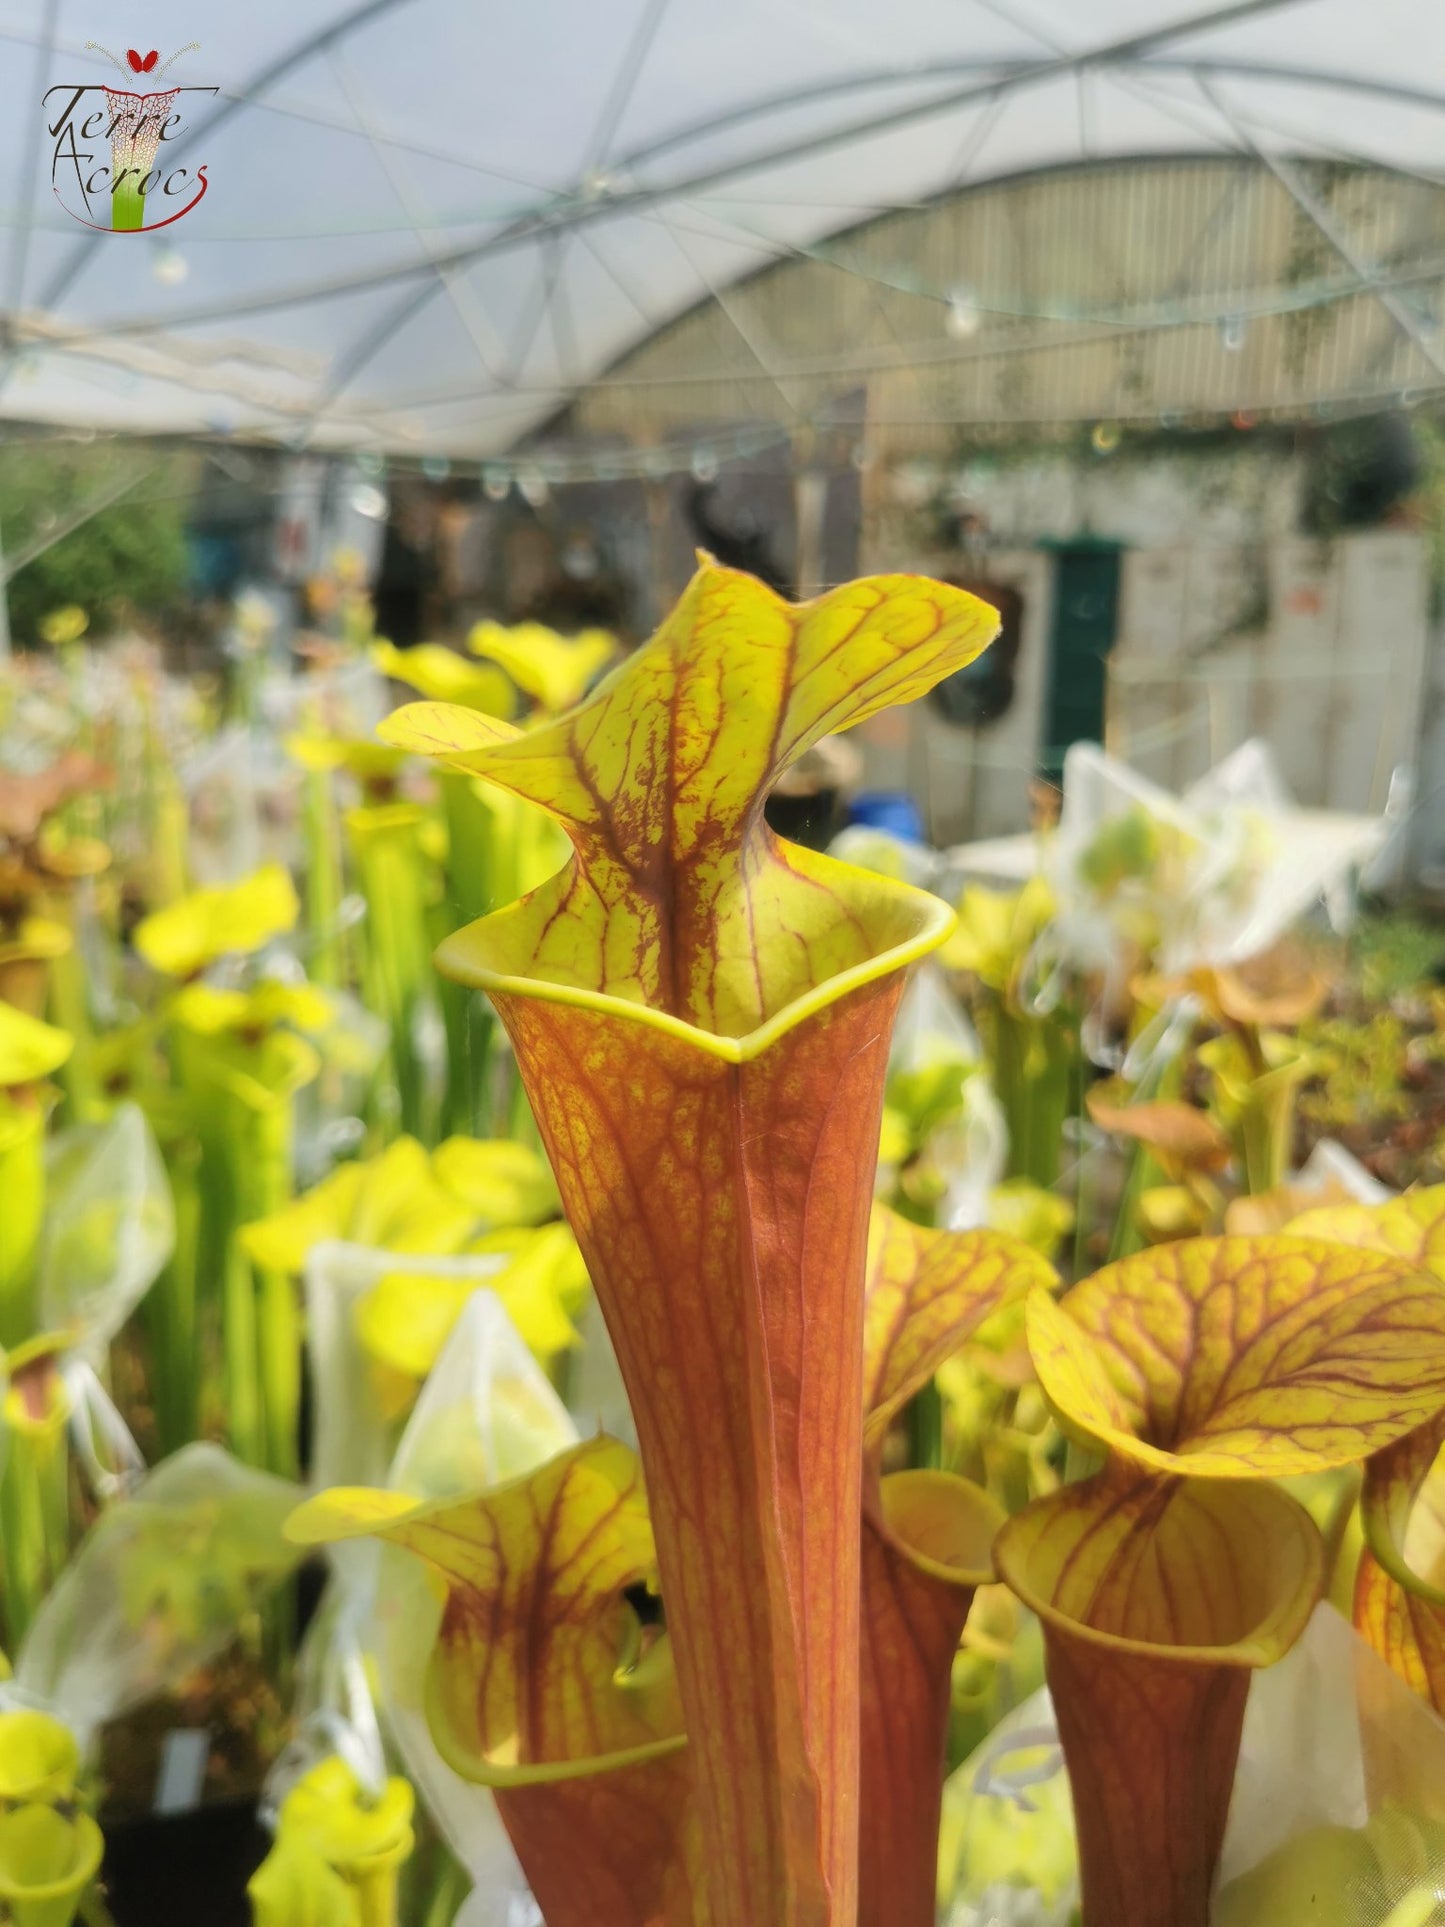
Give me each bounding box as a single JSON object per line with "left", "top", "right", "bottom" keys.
{"left": 0, "top": 447, "right": 191, "bottom": 649}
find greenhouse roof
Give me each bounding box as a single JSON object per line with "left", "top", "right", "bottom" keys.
{"left": 2, "top": 0, "right": 1444, "bottom": 457}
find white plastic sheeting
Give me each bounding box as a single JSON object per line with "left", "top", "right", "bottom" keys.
{"left": 941, "top": 1604, "right": 1445, "bottom": 1926}
{"left": 2, "top": 0, "right": 1444, "bottom": 452}
{"left": 39, "top": 1100, "right": 174, "bottom": 1351}
{"left": 302, "top": 1239, "right": 513, "bottom": 1493}
{"left": 10, "top": 1442, "right": 304, "bottom": 1748}
{"left": 945, "top": 738, "right": 1387, "bottom": 973}
{"left": 370, "top": 1292, "right": 574, "bottom": 1927}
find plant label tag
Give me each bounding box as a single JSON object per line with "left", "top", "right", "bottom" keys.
{"left": 153, "top": 1729, "right": 210, "bottom": 1814}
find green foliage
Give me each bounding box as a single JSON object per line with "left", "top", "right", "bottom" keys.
{"left": 1076, "top": 805, "right": 1160, "bottom": 894}
{"left": 1350, "top": 908, "right": 1445, "bottom": 1002}
{"left": 0, "top": 443, "right": 191, "bottom": 644}
{"left": 1406, "top": 416, "right": 1445, "bottom": 598}
{"left": 1299, "top": 1010, "right": 1414, "bottom": 1134}
{"left": 1294, "top": 912, "right": 1445, "bottom": 1190}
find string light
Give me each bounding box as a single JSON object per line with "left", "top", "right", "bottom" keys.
{"left": 945, "top": 290, "right": 983, "bottom": 340}
{"left": 341, "top": 394, "right": 1335, "bottom": 498}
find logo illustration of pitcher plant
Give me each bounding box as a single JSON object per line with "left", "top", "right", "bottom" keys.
{"left": 81, "top": 42, "right": 199, "bottom": 232}
{"left": 301, "top": 561, "right": 1003, "bottom": 1926}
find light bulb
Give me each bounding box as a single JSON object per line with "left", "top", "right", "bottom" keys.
{"left": 945, "top": 292, "right": 982, "bottom": 340}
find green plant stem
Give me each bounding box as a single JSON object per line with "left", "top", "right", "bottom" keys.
{"left": 257, "top": 1261, "right": 300, "bottom": 1479}
{"left": 174, "top": 1021, "right": 311, "bottom": 1477}
{"left": 146, "top": 1142, "right": 201, "bottom": 1455}
{"left": 1317, "top": 1467, "right": 1364, "bottom": 1594}
{"left": 1232, "top": 1032, "right": 1311, "bottom": 1197}
{"left": 1071, "top": 1149, "right": 1095, "bottom": 1278}
{"left": 994, "top": 1003, "right": 1074, "bottom": 1189}
{"left": 246, "top": 1097, "right": 299, "bottom": 1482}
{"left": 230, "top": 648, "right": 263, "bottom": 728}
{"left": 212, "top": 1086, "right": 300, "bottom": 1477}
{"left": 0, "top": 1108, "right": 45, "bottom": 1351}
{"left": 1106, "top": 1142, "right": 1155, "bottom": 1264}
{"left": 221, "top": 1233, "right": 264, "bottom": 1471}
{"left": 438, "top": 773, "right": 552, "bottom": 1135}
{"left": 147, "top": 753, "right": 190, "bottom": 910}
{"left": 904, "top": 1380, "right": 945, "bottom": 1471}
{"left": 188, "top": 1109, "right": 235, "bottom": 1446}
{"left": 439, "top": 773, "right": 492, "bottom": 924}
{"left": 190, "top": 1092, "right": 268, "bottom": 1469}
{"left": 505, "top": 1065, "right": 543, "bottom": 1152}
{"left": 0, "top": 1407, "right": 71, "bottom": 1652}
{"left": 436, "top": 972, "right": 493, "bottom": 1139}
{"left": 48, "top": 922, "right": 99, "bottom": 1123}
{"left": 351, "top": 813, "right": 435, "bottom": 1143}
{"left": 1105, "top": 1030, "right": 1181, "bottom": 1262}
{"left": 205, "top": 1082, "right": 301, "bottom": 1679}
{"left": 415, "top": 1855, "right": 468, "bottom": 1927}
{"left": 304, "top": 770, "right": 345, "bottom": 991}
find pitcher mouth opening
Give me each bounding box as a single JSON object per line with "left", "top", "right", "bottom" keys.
{"left": 993, "top": 1480, "right": 1325, "bottom": 1671}
{"left": 435, "top": 850, "right": 957, "bottom": 1065}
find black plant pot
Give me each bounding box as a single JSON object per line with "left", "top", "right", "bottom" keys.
{"left": 764, "top": 785, "right": 842, "bottom": 852}
{"left": 102, "top": 1800, "right": 268, "bottom": 1927}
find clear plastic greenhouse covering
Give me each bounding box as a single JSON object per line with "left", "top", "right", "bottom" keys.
{"left": 2, "top": 0, "right": 1445, "bottom": 455}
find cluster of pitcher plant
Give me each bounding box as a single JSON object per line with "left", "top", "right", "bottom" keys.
{"left": 282, "top": 562, "right": 1445, "bottom": 1927}
{"left": 0, "top": 597, "right": 619, "bottom": 1924}
{"left": 2, "top": 557, "right": 1445, "bottom": 1925}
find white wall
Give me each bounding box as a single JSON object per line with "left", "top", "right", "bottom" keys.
{"left": 855, "top": 528, "right": 1431, "bottom": 843}
{"left": 1405, "top": 608, "right": 1445, "bottom": 889}
{"left": 1109, "top": 530, "right": 1429, "bottom": 814}
{"left": 851, "top": 548, "right": 1054, "bottom": 845}
{"left": 884, "top": 444, "right": 1302, "bottom": 553}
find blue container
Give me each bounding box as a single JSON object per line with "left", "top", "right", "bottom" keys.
{"left": 847, "top": 790, "right": 925, "bottom": 843}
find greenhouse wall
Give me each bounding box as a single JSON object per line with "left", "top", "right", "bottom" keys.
{"left": 854, "top": 528, "right": 1430, "bottom": 851}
